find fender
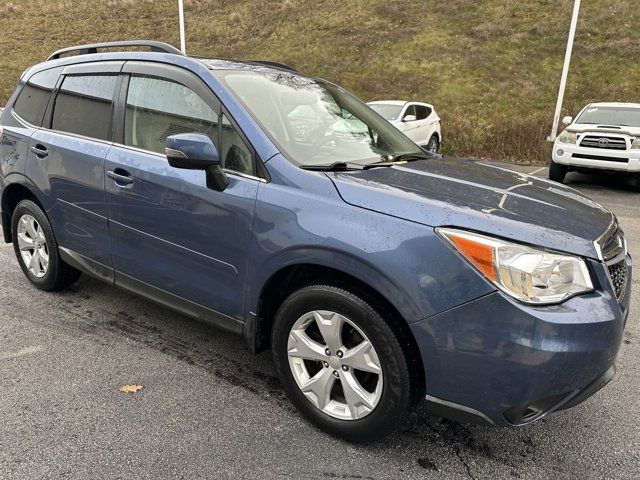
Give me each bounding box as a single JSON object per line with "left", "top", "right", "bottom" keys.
{"left": 247, "top": 245, "right": 421, "bottom": 326}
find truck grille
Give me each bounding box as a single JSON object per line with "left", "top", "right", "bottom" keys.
{"left": 608, "top": 261, "right": 627, "bottom": 300}
{"left": 580, "top": 136, "right": 627, "bottom": 150}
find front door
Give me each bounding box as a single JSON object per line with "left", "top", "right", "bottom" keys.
{"left": 399, "top": 104, "right": 421, "bottom": 142}
{"left": 105, "top": 64, "right": 260, "bottom": 322}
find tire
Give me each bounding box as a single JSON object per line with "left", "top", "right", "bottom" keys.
{"left": 635, "top": 176, "right": 640, "bottom": 193}
{"left": 271, "top": 283, "right": 418, "bottom": 442}
{"left": 549, "top": 160, "right": 568, "bottom": 183}
{"left": 11, "top": 200, "right": 81, "bottom": 291}
{"left": 425, "top": 135, "right": 439, "bottom": 154}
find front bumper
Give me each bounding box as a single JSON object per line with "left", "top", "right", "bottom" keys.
{"left": 411, "top": 255, "right": 632, "bottom": 426}
{"left": 553, "top": 142, "right": 640, "bottom": 173}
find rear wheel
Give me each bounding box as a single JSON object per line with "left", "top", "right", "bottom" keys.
{"left": 11, "top": 200, "right": 81, "bottom": 291}
{"left": 635, "top": 175, "right": 640, "bottom": 193}
{"left": 549, "top": 160, "right": 568, "bottom": 183}
{"left": 272, "top": 284, "right": 417, "bottom": 442}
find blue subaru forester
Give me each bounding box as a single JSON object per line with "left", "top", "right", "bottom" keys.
{"left": 0, "top": 41, "right": 632, "bottom": 442}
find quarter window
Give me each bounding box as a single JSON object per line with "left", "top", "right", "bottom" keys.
{"left": 220, "top": 114, "right": 254, "bottom": 176}
{"left": 124, "top": 75, "right": 218, "bottom": 155}
{"left": 51, "top": 75, "right": 118, "bottom": 141}
{"left": 13, "top": 67, "right": 63, "bottom": 126}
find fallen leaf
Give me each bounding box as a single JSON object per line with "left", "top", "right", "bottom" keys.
{"left": 119, "top": 384, "right": 144, "bottom": 393}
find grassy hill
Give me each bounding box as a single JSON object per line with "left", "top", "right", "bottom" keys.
{"left": 1, "top": 0, "right": 638, "bottom": 164}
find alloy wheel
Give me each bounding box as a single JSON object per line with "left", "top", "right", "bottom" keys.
{"left": 427, "top": 137, "right": 439, "bottom": 154}
{"left": 287, "top": 310, "right": 383, "bottom": 420}
{"left": 16, "top": 214, "right": 49, "bottom": 278}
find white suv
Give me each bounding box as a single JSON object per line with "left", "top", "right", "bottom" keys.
{"left": 368, "top": 101, "right": 442, "bottom": 153}
{"left": 551, "top": 102, "right": 640, "bottom": 191}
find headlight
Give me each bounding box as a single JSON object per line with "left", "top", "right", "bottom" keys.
{"left": 437, "top": 228, "right": 593, "bottom": 304}
{"left": 631, "top": 138, "right": 640, "bottom": 149}
{"left": 557, "top": 130, "right": 577, "bottom": 145}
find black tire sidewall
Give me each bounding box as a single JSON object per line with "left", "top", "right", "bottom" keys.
{"left": 549, "top": 160, "right": 567, "bottom": 183}
{"left": 272, "top": 285, "right": 412, "bottom": 442}
{"left": 11, "top": 200, "right": 64, "bottom": 290}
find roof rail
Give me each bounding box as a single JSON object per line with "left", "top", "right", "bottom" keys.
{"left": 246, "top": 60, "right": 299, "bottom": 73}
{"left": 47, "top": 40, "right": 184, "bottom": 61}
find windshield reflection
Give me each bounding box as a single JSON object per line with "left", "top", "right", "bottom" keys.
{"left": 218, "top": 70, "right": 422, "bottom": 166}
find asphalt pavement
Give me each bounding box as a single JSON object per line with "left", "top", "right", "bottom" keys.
{"left": 0, "top": 165, "right": 638, "bottom": 480}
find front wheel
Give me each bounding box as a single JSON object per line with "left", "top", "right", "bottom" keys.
{"left": 635, "top": 175, "right": 640, "bottom": 193}
{"left": 425, "top": 135, "right": 439, "bottom": 154}
{"left": 11, "top": 200, "right": 81, "bottom": 291}
{"left": 549, "top": 160, "right": 568, "bottom": 183}
{"left": 271, "top": 284, "right": 418, "bottom": 442}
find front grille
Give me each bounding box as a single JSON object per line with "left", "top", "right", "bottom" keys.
{"left": 580, "top": 135, "right": 627, "bottom": 150}
{"left": 572, "top": 153, "right": 628, "bottom": 163}
{"left": 608, "top": 261, "right": 627, "bottom": 300}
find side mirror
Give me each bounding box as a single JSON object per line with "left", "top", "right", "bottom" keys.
{"left": 562, "top": 116, "right": 573, "bottom": 126}
{"left": 166, "top": 133, "right": 228, "bottom": 191}
{"left": 403, "top": 114, "right": 417, "bottom": 123}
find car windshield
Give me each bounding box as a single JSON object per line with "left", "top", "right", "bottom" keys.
{"left": 576, "top": 106, "right": 640, "bottom": 128}
{"left": 217, "top": 70, "right": 422, "bottom": 166}
{"left": 368, "top": 103, "right": 403, "bottom": 121}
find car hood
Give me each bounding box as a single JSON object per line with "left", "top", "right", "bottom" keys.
{"left": 326, "top": 157, "right": 613, "bottom": 260}
{"left": 568, "top": 123, "right": 640, "bottom": 136}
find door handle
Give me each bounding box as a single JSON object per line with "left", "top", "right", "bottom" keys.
{"left": 30, "top": 145, "right": 48, "bottom": 158}
{"left": 107, "top": 170, "right": 134, "bottom": 186}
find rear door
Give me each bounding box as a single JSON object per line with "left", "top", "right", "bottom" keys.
{"left": 1, "top": 67, "right": 63, "bottom": 197}
{"left": 105, "top": 62, "right": 260, "bottom": 324}
{"left": 28, "top": 63, "right": 121, "bottom": 273}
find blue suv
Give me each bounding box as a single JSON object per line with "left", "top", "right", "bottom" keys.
{"left": 0, "top": 41, "right": 632, "bottom": 442}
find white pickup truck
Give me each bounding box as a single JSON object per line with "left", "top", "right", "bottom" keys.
{"left": 551, "top": 102, "right": 640, "bottom": 191}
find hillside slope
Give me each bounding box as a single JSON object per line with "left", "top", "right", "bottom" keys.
{"left": 0, "top": 0, "right": 638, "bottom": 163}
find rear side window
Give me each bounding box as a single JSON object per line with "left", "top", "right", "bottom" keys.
{"left": 51, "top": 75, "right": 118, "bottom": 141}
{"left": 13, "top": 67, "right": 62, "bottom": 126}
{"left": 124, "top": 75, "right": 218, "bottom": 155}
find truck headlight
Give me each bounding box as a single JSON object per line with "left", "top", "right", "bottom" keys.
{"left": 437, "top": 228, "right": 594, "bottom": 304}
{"left": 631, "top": 138, "right": 640, "bottom": 149}
{"left": 557, "top": 130, "right": 577, "bottom": 145}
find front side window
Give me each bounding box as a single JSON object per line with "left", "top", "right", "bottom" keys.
{"left": 51, "top": 75, "right": 118, "bottom": 141}
{"left": 218, "top": 70, "right": 422, "bottom": 167}
{"left": 415, "top": 105, "right": 431, "bottom": 120}
{"left": 124, "top": 75, "right": 218, "bottom": 155}
{"left": 14, "top": 67, "right": 63, "bottom": 126}
{"left": 402, "top": 105, "right": 417, "bottom": 121}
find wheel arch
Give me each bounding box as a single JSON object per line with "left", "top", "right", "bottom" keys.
{"left": 1, "top": 179, "right": 46, "bottom": 243}
{"left": 247, "top": 261, "right": 426, "bottom": 396}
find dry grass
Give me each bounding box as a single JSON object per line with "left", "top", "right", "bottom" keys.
{"left": 0, "top": 0, "right": 638, "bottom": 164}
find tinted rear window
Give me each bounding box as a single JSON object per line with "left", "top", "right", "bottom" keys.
{"left": 13, "top": 67, "right": 62, "bottom": 126}
{"left": 51, "top": 75, "right": 118, "bottom": 141}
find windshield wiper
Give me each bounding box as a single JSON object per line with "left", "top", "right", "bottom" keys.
{"left": 300, "top": 161, "right": 365, "bottom": 171}
{"left": 363, "top": 152, "right": 433, "bottom": 169}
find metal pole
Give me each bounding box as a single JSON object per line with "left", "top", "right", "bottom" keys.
{"left": 178, "top": 0, "right": 186, "bottom": 54}
{"left": 548, "top": 0, "right": 581, "bottom": 142}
